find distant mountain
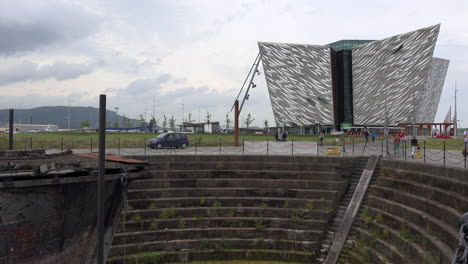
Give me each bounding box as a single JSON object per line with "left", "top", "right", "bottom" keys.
{"left": 0, "top": 106, "right": 140, "bottom": 129}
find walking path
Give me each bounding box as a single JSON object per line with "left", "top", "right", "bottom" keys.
{"left": 45, "top": 139, "right": 467, "bottom": 169}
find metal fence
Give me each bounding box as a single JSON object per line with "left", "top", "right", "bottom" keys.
{"left": 1, "top": 137, "right": 466, "bottom": 169}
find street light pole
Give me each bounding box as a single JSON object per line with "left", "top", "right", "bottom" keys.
{"left": 454, "top": 81, "right": 458, "bottom": 136}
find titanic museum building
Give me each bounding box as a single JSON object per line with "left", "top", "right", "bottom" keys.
{"left": 259, "top": 24, "right": 449, "bottom": 130}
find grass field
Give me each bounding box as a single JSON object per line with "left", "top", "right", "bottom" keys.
{"left": 0, "top": 132, "right": 465, "bottom": 150}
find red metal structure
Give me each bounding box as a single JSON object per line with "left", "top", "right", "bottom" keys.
{"left": 397, "top": 122, "right": 454, "bottom": 136}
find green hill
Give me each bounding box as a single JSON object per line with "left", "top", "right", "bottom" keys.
{"left": 0, "top": 106, "right": 139, "bottom": 129}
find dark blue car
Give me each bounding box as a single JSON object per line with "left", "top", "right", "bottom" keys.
{"left": 147, "top": 132, "right": 189, "bottom": 149}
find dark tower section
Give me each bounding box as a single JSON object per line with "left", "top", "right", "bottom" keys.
{"left": 329, "top": 40, "right": 373, "bottom": 130}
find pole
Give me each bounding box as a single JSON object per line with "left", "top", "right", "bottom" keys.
{"left": 90, "top": 138, "right": 93, "bottom": 152}
{"left": 464, "top": 142, "right": 466, "bottom": 169}
{"left": 97, "top": 94, "right": 106, "bottom": 264}
{"left": 61, "top": 138, "right": 64, "bottom": 153}
{"left": 352, "top": 137, "right": 355, "bottom": 156}
{"left": 9, "top": 109, "right": 13, "bottom": 150}
{"left": 242, "top": 137, "right": 245, "bottom": 156}
{"left": 454, "top": 81, "right": 458, "bottom": 136}
{"left": 30, "top": 137, "right": 33, "bottom": 150}
{"left": 234, "top": 100, "right": 239, "bottom": 146}
{"left": 218, "top": 138, "right": 221, "bottom": 155}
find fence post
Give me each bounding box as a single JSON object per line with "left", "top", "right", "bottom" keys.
{"left": 443, "top": 141, "right": 446, "bottom": 166}
{"left": 385, "top": 140, "right": 388, "bottom": 158}
{"left": 291, "top": 139, "right": 294, "bottom": 156}
{"left": 90, "top": 138, "right": 93, "bottom": 152}
{"left": 144, "top": 138, "right": 147, "bottom": 156}
{"left": 423, "top": 141, "right": 426, "bottom": 163}
{"left": 242, "top": 138, "right": 245, "bottom": 156}
{"left": 117, "top": 137, "right": 120, "bottom": 156}
{"left": 61, "top": 138, "right": 64, "bottom": 152}
{"left": 464, "top": 142, "right": 467, "bottom": 169}
{"left": 381, "top": 138, "right": 383, "bottom": 156}
{"left": 219, "top": 138, "right": 221, "bottom": 155}
{"left": 30, "top": 137, "right": 33, "bottom": 150}
{"left": 267, "top": 139, "right": 269, "bottom": 156}
{"left": 317, "top": 139, "right": 319, "bottom": 156}
{"left": 404, "top": 140, "right": 406, "bottom": 160}
{"left": 195, "top": 142, "right": 198, "bottom": 156}
{"left": 352, "top": 137, "right": 355, "bottom": 156}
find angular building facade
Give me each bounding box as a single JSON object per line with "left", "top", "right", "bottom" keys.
{"left": 259, "top": 24, "right": 449, "bottom": 129}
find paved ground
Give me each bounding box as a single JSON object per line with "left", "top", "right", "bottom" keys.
{"left": 46, "top": 140, "right": 467, "bottom": 169}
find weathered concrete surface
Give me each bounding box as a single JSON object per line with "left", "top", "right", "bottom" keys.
{"left": 324, "top": 155, "right": 380, "bottom": 264}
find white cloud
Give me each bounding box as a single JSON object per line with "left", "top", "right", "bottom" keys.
{"left": 0, "top": 0, "right": 467, "bottom": 127}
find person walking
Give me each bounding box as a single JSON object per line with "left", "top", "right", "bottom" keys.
{"left": 371, "top": 131, "right": 376, "bottom": 143}
{"left": 364, "top": 130, "right": 369, "bottom": 143}
{"left": 410, "top": 136, "right": 418, "bottom": 158}
{"left": 393, "top": 134, "right": 401, "bottom": 156}
{"left": 319, "top": 132, "right": 324, "bottom": 146}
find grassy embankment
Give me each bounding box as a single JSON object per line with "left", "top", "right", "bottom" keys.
{"left": 0, "top": 132, "right": 464, "bottom": 150}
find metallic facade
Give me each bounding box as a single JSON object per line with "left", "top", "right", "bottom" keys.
{"left": 352, "top": 24, "right": 441, "bottom": 126}
{"left": 417, "top": 57, "right": 450, "bottom": 123}
{"left": 260, "top": 25, "right": 449, "bottom": 127}
{"left": 259, "top": 42, "right": 334, "bottom": 126}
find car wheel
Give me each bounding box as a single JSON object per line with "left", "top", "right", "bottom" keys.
{"left": 156, "top": 143, "right": 162, "bottom": 149}
{"left": 149, "top": 145, "right": 155, "bottom": 149}
{"left": 181, "top": 143, "right": 187, "bottom": 149}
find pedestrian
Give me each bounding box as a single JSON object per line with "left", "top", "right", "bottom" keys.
{"left": 393, "top": 134, "right": 401, "bottom": 156}
{"left": 410, "top": 136, "right": 418, "bottom": 158}
{"left": 371, "top": 131, "right": 376, "bottom": 143}
{"left": 364, "top": 130, "right": 369, "bottom": 143}
{"left": 275, "top": 132, "right": 278, "bottom": 141}
{"left": 283, "top": 131, "right": 288, "bottom": 141}
{"left": 319, "top": 132, "right": 324, "bottom": 146}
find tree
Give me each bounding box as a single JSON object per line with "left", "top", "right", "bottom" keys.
{"left": 225, "top": 114, "right": 231, "bottom": 130}
{"left": 113, "top": 122, "right": 119, "bottom": 128}
{"left": 244, "top": 113, "right": 254, "bottom": 128}
{"left": 169, "top": 115, "right": 176, "bottom": 130}
{"left": 264, "top": 120, "right": 269, "bottom": 130}
{"left": 162, "top": 115, "right": 167, "bottom": 128}
{"left": 206, "top": 112, "right": 212, "bottom": 124}
{"left": 80, "top": 120, "right": 91, "bottom": 128}
{"left": 149, "top": 114, "right": 159, "bottom": 132}
{"left": 138, "top": 114, "right": 146, "bottom": 132}
{"left": 187, "top": 113, "right": 195, "bottom": 123}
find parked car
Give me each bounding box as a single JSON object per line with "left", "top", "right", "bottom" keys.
{"left": 147, "top": 132, "right": 189, "bottom": 149}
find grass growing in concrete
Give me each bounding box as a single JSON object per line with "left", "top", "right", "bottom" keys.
{"left": 159, "top": 207, "right": 176, "bottom": 219}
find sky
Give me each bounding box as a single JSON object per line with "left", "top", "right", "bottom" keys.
{"left": 0, "top": 0, "right": 467, "bottom": 128}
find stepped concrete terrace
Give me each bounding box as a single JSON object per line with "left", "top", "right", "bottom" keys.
{"left": 107, "top": 155, "right": 361, "bottom": 263}
{"left": 341, "top": 159, "right": 467, "bottom": 264}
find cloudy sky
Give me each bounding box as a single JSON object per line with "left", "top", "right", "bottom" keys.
{"left": 0, "top": 0, "right": 467, "bottom": 127}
